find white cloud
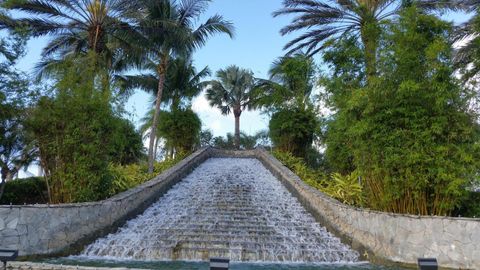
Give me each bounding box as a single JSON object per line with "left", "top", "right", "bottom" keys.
{"left": 191, "top": 93, "right": 212, "bottom": 113}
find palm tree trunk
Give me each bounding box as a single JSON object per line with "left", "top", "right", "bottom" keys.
{"left": 0, "top": 180, "right": 5, "bottom": 202}
{"left": 234, "top": 109, "right": 241, "bottom": 149}
{"left": 361, "top": 22, "right": 379, "bottom": 84}
{"left": 153, "top": 136, "right": 159, "bottom": 161}
{"left": 148, "top": 56, "right": 169, "bottom": 173}
{"left": 0, "top": 166, "right": 7, "bottom": 202}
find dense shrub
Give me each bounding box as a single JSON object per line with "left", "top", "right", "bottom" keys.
{"left": 110, "top": 117, "right": 145, "bottom": 165}
{"left": 453, "top": 191, "right": 480, "bottom": 218}
{"left": 321, "top": 8, "right": 480, "bottom": 215}
{"left": 26, "top": 55, "right": 121, "bottom": 203}
{"left": 0, "top": 154, "right": 188, "bottom": 205}
{"left": 0, "top": 177, "right": 47, "bottom": 205}
{"left": 158, "top": 109, "right": 201, "bottom": 153}
{"left": 212, "top": 132, "right": 260, "bottom": 150}
{"left": 269, "top": 108, "right": 318, "bottom": 158}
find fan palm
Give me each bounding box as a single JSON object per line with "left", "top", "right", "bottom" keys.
{"left": 254, "top": 53, "right": 316, "bottom": 111}
{"left": 273, "top": 0, "right": 458, "bottom": 82}
{"left": 206, "top": 65, "right": 256, "bottom": 149}
{"left": 138, "top": 0, "right": 234, "bottom": 172}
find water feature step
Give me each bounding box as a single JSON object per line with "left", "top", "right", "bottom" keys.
{"left": 79, "top": 158, "right": 359, "bottom": 263}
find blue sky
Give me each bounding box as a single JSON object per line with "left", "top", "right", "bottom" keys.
{"left": 11, "top": 0, "right": 473, "bottom": 138}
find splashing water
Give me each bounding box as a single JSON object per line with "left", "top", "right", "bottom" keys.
{"left": 79, "top": 158, "right": 360, "bottom": 263}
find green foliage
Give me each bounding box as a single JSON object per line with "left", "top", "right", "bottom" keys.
{"left": 158, "top": 108, "right": 202, "bottom": 153}
{"left": 0, "top": 25, "right": 35, "bottom": 201}
{"left": 1, "top": 154, "right": 188, "bottom": 205}
{"left": 322, "top": 7, "right": 480, "bottom": 215}
{"left": 212, "top": 131, "right": 267, "bottom": 150}
{"left": 273, "top": 150, "right": 363, "bottom": 206}
{"left": 273, "top": 150, "right": 325, "bottom": 189}
{"left": 200, "top": 129, "right": 214, "bottom": 147}
{"left": 110, "top": 117, "right": 145, "bottom": 165}
{"left": 108, "top": 152, "right": 188, "bottom": 196}
{"left": 453, "top": 191, "right": 480, "bottom": 218}
{"left": 326, "top": 173, "right": 364, "bottom": 206}
{"left": 254, "top": 54, "right": 316, "bottom": 111}
{"left": 269, "top": 108, "right": 318, "bottom": 158}
{"left": 0, "top": 177, "right": 47, "bottom": 205}
{"left": 256, "top": 54, "right": 320, "bottom": 160}
{"left": 206, "top": 65, "right": 256, "bottom": 148}
{"left": 454, "top": 9, "right": 480, "bottom": 83}
{"left": 2, "top": 0, "right": 141, "bottom": 80}
{"left": 25, "top": 55, "right": 120, "bottom": 203}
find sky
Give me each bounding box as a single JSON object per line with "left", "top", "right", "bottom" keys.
{"left": 11, "top": 0, "right": 473, "bottom": 139}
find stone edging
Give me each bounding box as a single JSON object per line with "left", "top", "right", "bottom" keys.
{"left": 6, "top": 262, "right": 147, "bottom": 270}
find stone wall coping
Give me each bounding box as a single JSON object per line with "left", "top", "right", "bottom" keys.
{"left": 7, "top": 261, "right": 149, "bottom": 270}
{"left": 255, "top": 147, "right": 480, "bottom": 222}
{"left": 0, "top": 147, "right": 210, "bottom": 209}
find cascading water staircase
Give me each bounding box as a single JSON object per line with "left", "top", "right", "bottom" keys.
{"left": 79, "top": 158, "right": 360, "bottom": 263}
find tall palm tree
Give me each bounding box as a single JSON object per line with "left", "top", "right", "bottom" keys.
{"left": 453, "top": 1, "right": 480, "bottom": 82}
{"left": 254, "top": 53, "right": 316, "bottom": 111}
{"left": 119, "top": 56, "right": 210, "bottom": 110}
{"left": 138, "top": 0, "right": 234, "bottom": 172}
{"left": 273, "top": 0, "right": 458, "bottom": 82}
{"left": 206, "top": 65, "right": 256, "bottom": 149}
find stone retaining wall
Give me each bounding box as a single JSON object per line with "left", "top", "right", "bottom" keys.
{"left": 0, "top": 147, "right": 211, "bottom": 257}
{"left": 254, "top": 148, "right": 480, "bottom": 269}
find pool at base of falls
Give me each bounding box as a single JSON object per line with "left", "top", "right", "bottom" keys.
{"left": 40, "top": 257, "right": 412, "bottom": 270}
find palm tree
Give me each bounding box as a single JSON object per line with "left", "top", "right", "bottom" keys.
{"left": 206, "top": 65, "right": 256, "bottom": 149}
{"left": 118, "top": 57, "right": 210, "bottom": 110}
{"left": 273, "top": 0, "right": 458, "bottom": 82}
{"left": 254, "top": 53, "right": 316, "bottom": 111}
{"left": 164, "top": 57, "right": 211, "bottom": 110}
{"left": 453, "top": 1, "right": 479, "bottom": 82}
{"left": 3, "top": 0, "right": 142, "bottom": 81}
{"left": 138, "top": 0, "right": 234, "bottom": 172}
{"left": 125, "top": 56, "right": 210, "bottom": 158}
{"left": 4, "top": 0, "right": 139, "bottom": 55}
{"left": 0, "top": 9, "right": 24, "bottom": 63}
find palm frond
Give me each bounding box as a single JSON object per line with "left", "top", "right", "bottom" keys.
{"left": 191, "top": 14, "right": 234, "bottom": 50}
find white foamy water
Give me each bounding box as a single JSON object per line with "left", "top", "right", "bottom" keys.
{"left": 78, "top": 158, "right": 359, "bottom": 263}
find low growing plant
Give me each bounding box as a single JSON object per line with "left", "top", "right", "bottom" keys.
{"left": 108, "top": 152, "right": 189, "bottom": 196}
{"left": 273, "top": 150, "right": 363, "bottom": 206}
